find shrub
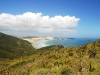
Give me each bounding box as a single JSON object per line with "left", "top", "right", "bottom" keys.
{"left": 88, "top": 50, "right": 96, "bottom": 58}
{"left": 69, "top": 52, "right": 73, "bottom": 56}
{"left": 61, "top": 68, "right": 72, "bottom": 75}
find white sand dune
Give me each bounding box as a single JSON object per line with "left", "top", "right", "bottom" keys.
{"left": 22, "top": 36, "right": 54, "bottom": 47}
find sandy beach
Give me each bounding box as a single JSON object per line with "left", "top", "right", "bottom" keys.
{"left": 22, "top": 36, "right": 54, "bottom": 47}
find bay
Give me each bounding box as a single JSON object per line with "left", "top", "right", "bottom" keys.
{"left": 34, "top": 38, "right": 98, "bottom": 49}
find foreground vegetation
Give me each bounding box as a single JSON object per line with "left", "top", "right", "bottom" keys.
{"left": 0, "top": 32, "right": 100, "bottom": 75}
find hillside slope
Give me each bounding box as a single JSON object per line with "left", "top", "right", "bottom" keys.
{"left": 22, "top": 39, "right": 100, "bottom": 75}
{"left": 0, "top": 32, "right": 100, "bottom": 75}
{"left": 0, "top": 32, "right": 36, "bottom": 59}
{"left": 0, "top": 39, "right": 100, "bottom": 75}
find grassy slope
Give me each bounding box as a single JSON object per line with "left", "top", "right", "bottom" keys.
{"left": 0, "top": 32, "right": 36, "bottom": 59}
{"left": 0, "top": 39, "right": 100, "bottom": 75}
{"left": 0, "top": 32, "right": 100, "bottom": 75}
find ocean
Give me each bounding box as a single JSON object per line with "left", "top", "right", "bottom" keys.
{"left": 33, "top": 38, "right": 98, "bottom": 49}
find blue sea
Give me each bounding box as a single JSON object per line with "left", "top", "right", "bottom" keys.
{"left": 34, "top": 38, "right": 98, "bottom": 49}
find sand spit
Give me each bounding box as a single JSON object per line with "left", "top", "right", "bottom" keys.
{"left": 22, "top": 36, "right": 54, "bottom": 45}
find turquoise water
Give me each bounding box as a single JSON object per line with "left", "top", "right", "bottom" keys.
{"left": 34, "top": 38, "right": 98, "bottom": 49}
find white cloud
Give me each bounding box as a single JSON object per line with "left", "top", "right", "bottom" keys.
{"left": 0, "top": 12, "right": 80, "bottom": 36}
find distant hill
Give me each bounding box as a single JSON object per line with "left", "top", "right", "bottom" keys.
{"left": 0, "top": 32, "right": 36, "bottom": 59}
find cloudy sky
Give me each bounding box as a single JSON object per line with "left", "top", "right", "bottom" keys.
{"left": 0, "top": 0, "right": 100, "bottom": 38}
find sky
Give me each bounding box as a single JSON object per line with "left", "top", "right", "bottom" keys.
{"left": 0, "top": 0, "right": 100, "bottom": 38}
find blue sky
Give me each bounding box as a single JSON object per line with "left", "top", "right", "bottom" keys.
{"left": 0, "top": 0, "right": 100, "bottom": 38}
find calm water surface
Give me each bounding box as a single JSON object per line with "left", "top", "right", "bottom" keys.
{"left": 34, "top": 38, "right": 98, "bottom": 49}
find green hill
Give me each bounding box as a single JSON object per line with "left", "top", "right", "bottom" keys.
{"left": 1, "top": 39, "right": 99, "bottom": 75}
{"left": 0, "top": 32, "right": 100, "bottom": 75}
{"left": 0, "top": 32, "right": 36, "bottom": 59}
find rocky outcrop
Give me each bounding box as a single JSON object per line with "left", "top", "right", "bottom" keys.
{"left": 56, "top": 45, "right": 64, "bottom": 50}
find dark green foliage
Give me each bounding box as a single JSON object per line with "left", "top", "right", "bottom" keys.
{"left": 37, "top": 44, "right": 64, "bottom": 51}
{"left": 61, "top": 68, "right": 72, "bottom": 75}
{"left": 0, "top": 32, "right": 36, "bottom": 59}
{"left": 89, "top": 62, "right": 95, "bottom": 72}
{"left": 69, "top": 52, "right": 73, "bottom": 56}
{"left": 88, "top": 50, "right": 96, "bottom": 58}
{"left": 79, "top": 65, "right": 82, "bottom": 72}
{"left": 54, "top": 61, "right": 59, "bottom": 66}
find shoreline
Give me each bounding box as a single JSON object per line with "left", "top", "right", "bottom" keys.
{"left": 22, "top": 37, "right": 98, "bottom": 49}
{"left": 23, "top": 38, "right": 43, "bottom": 45}
{"left": 22, "top": 36, "right": 54, "bottom": 48}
